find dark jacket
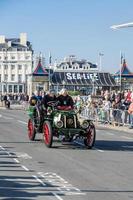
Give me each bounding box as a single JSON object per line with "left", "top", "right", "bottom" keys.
{"left": 57, "top": 95, "right": 74, "bottom": 107}
{"left": 41, "top": 94, "right": 57, "bottom": 109}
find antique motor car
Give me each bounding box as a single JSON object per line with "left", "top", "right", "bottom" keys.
{"left": 27, "top": 101, "right": 96, "bottom": 149}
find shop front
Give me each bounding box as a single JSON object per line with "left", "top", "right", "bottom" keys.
{"left": 51, "top": 71, "right": 117, "bottom": 95}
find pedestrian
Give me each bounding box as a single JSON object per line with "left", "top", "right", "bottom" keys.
{"left": 128, "top": 98, "right": 133, "bottom": 129}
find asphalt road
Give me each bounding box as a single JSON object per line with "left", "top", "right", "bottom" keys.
{"left": 0, "top": 109, "right": 133, "bottom": 200}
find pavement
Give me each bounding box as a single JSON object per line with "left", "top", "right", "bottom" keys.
{"left": 95, "top": 123, "right": 133, "bottom": 134}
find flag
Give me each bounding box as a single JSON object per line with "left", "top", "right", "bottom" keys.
{"left": 49, "top": 52, "right": 52, "bottom": 65}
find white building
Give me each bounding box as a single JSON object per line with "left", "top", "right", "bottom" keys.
{"left": 52, "top": 55, "right": 98, "bottom": 72}
{"left": 0, "top": 33, "right": 33, "bottom": 94}
{"left": 51, "top": 55, "right": 116, "bottom": 94}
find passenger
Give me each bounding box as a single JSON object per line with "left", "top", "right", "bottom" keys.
{"left": 57, "top": 88, "right": 74, "bottom": 110}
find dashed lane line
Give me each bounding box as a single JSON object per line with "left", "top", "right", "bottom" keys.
{"left": 74, "top": 141, "right": 105, "bottom": 152}
{"left": 121, "top": 136, "right": 133, "bottom": 140}
{"left": 17, "top": 120, "right": 27, "bottom": 125}
{"left": 3, "top": 116, "right": 14, "bottom": 120}
{"left": 94, "top": 148, "right": 104, "bottom": 152}
{"left": 106, "top": 132, "right": 114, "bottom": 136}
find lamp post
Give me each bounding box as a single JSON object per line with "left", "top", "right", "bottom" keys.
{"left": 110, "top": 22, "right": 133, "bottom": 91}
{"left": 99, "top": 53, "right": 104, "bottom": 71}
{"left": 4, "top": 48, "right": 8, "bottom": 94}
{"left": 62, "top": 80, "right": 65, "bottom": 88}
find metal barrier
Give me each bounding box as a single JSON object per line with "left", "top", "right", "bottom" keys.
{"left": 81, "top": 107, "right": 130, "bottom": 126}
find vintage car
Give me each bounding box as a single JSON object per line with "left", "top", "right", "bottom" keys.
{"left": 27, "top": 101, "right": 96, "bottom": 149}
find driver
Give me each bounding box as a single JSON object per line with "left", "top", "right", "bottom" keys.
{"left": 41, "top": 90, "right": 57, "bottom": 109}
{"left": 57, "top": 88, "right": 74, "bottom": 109}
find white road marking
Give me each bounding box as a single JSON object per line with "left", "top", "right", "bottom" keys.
{"left": 13, "top": 158, "right": 20, "bottom": 163}
{"left": 0, "top": 146, "right": 5, "bottom": 150}
{"left": 3, "top": 116, "right": 13, "bottom": 120}
{"left": 121, "top": 136, "right": 133, "bottom": 140}
{"left": 21, "top": 165, "right": 30, "bottom": 171}
{"left": 14, "top": 152, "right": 32, "bottom": 159}
{"left": 97, "top": 149, "right": 104, "bottom": 153}
{"left": 38, "top": 172, "right": 86, "bottom": 197}
{"left": 6, "top": 151, "right": 12, "bottom": 156}
{"left": 52, "top": 193, "right": 64, "bottom": 200}
{"left": 94, "top": 148, "right": 104, "bottom": 152}
{"left": 17, "top": 120, "right": 27, "bottom": 125}
{"left": 32, "top": 175, "right": 46, "bottom": 186}
{"left": 106, "top": 132, "right": 114, "bottom": 136}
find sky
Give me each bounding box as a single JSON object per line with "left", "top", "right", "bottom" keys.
{"left": 0, "top": 0, "right": 133, "bottom": 72}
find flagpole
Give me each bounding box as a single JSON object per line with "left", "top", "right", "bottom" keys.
{"left": 48, "top": 52, "right": 52, "bottom": 90}
{"left": 120, "top": 51, "right": 122, "bottom": 91}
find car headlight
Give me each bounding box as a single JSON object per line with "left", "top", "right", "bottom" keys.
{"left": 81, "top": 120, "right": 89, "bottom": 129}
{"left": 55, "top": 120, "right": 63, "bottom": 128}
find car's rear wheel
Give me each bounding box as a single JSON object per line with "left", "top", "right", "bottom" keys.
{"left": 43, "top": 121, "right": 53, "bottom": 148}
{"left": 84, "top": 125, "right": 96, "bottom": 149}
{"left": 28, "top": 119, "right": 36, "bottom": 141}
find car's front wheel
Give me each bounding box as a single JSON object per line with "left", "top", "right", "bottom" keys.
{"left": 84, "top": 125, "right": 96, "bottom": 149}
{"left": 43, "top": 121, "right": 53, "bottom": 148}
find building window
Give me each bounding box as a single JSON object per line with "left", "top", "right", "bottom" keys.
{"left": 18, "top": 65, "right": 22, "bottom": 70}
{"left": 25, "top": 56, "right": 30, "bottom": 59}
{"left": 11, "top": 74, "right": 15, "bottom": 81}
{"left": 18, "top": 74, "right": 22, "bottom": 82}
{"left": 4, "top": 74, "right": 8, "bottom": 81}
{"left": 25, "top": 64, "right": 28, "bottom": 70}
{"left": 4, "top": 56, "right": 8, "bottom": 60}
{"left": 4, "top": 65, "right": 8, "bottom": 70}
{"left": 11, "top": 65, "right": 15, "bottom": 70}
{"left": 14, "top": 85, "right": 18, "bottom": 93}
{"left": 0, "top": 74, "right": 1, "bottom": 82}
{"left": 9, "top": 85, "right": 12, "bottom": 93}
{"left": 19, "top": 85, "right": 23, "bottom": 93}
{"left": 11, "top": 56, "right": 15, "bottom": 59}
{"left": 0, "top": 56, "right": 2, "bottom": 60}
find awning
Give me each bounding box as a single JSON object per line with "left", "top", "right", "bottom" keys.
{"left": 51, "top": 72, "right": 116, "bottom": 86}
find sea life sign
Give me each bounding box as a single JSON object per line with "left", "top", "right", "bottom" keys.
{"left": 66, "top": 72, "right": 99, "bottom": 80}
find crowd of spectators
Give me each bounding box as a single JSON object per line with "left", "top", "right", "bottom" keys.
{"left": 0, "top": 93, "right": 29, "bottom": 103}
{"left": 75, "top": 90, "right": 133, "bottom": 128}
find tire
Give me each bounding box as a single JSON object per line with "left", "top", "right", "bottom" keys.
{"left": 84, "top": 125, "right": 96, "bottom": 149}
{"left": 28, "top": 119, "right": 36, "bottom": 141}
{"left": 43, "top": 121, "right": 53, "bottom": 148}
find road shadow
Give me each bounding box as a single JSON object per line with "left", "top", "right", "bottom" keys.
{"left": 0, "top": 175, "right": 58, "bottom": 199}
{"left": 95, "top": 140, "right": 133, "bottom": 152}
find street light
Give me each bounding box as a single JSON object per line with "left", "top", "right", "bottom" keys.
{"left": 62, "top": 80, "right": 65, "bottom": 88}
{"left": 110, "top": 21, "right": 133, "bottom": 91}
{"left": 99, "top": 53, "right": 104, "bottom": 71}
